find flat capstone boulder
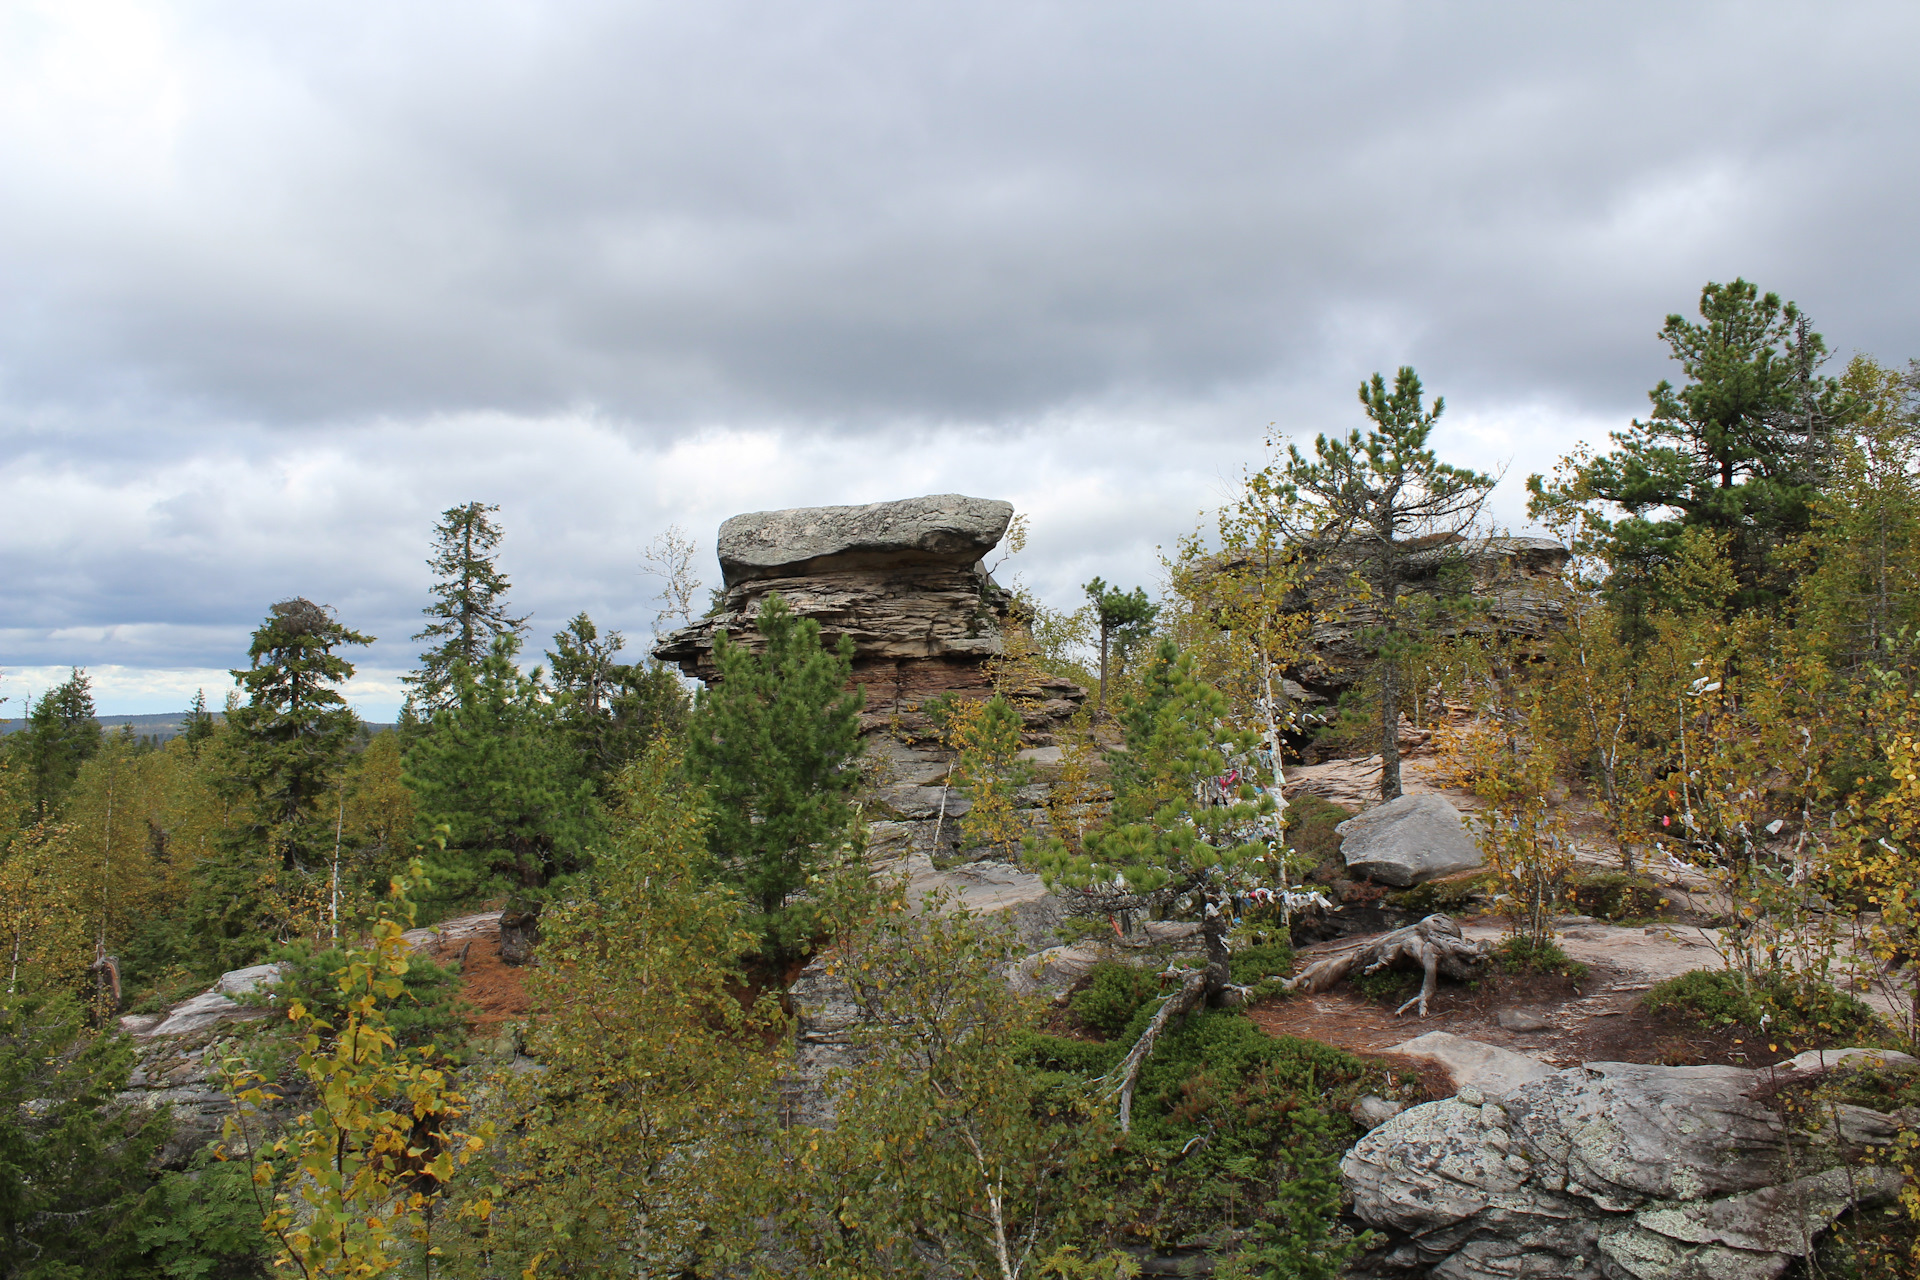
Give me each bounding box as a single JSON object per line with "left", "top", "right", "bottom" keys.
{"left": 717, "top": 493, "right": 1014, "bottom": 586}
{"left": 1338, "top": 791, "right": 1482, "bottom": 887}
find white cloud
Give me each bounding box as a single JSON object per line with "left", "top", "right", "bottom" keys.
{"left": 3, "top": 3, "right": 1917, "bottom": 717}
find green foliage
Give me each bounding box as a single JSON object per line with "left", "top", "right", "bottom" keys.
{"left": 404, "top": 500, "right": 529, "bottom": 715}
{"left": 1351, "top": 968, "right": 1420, "bottom": 1006}
{"left": 1032, "top": 641, "right": 1272, "bottom": 898}
{"left": 781, "top": 894, "right": 1130, "bottom": 1278}
{"left": 1277, "top": 366, "right": 1497, "bottom": 801}
{"left": 1067, "top": 1010, "right": 1382, "bottom": 1275}
{"left": 1072, "top": 961, "right": 1158, "bottom": 1037}
{"left": 1491, "top": 936, "right": 1587, "bottom": 980}
{"left": 1229, "top": 940, "right": 1296, "bottom": 987}
{"left": 931, "top": 692, "right": 1033, "bottom": 860}
{"left": 1563, "top": 870, "right": 1670, "bottom": 922}
{"left": 444, "top": 742, "right": 781, "bottom": 1278}
{"left": 221, "top": 867, "right": 491, "bottom": 1278}
{"left": 0, "top": 993, "right": 173, "bottom": 1277}
{"left": 1282, "top": 792, "right": 1350, "bottom": 877}
{"left": 257, "top": 941, "right": 468, "bottom": 1057}
{"left": 11, "top": 669, "right": 105, "bottom": 823}
{"left": 1388, "top": 872, "right": 1494, "bottom": 916}
{"left": 1528, "top": 278, "right": 1838, "bottom": 624}
{"left": 134, "top": 1153, "right": 273, "bottom": 1279}
{"left": 544, "top": 612, "right": 690, "bottom": 791}
{"left": 684, "top": 592, "right": 865, "bottom": 965}
{"left": 1645, "top": 967, "right": 1882, "bottom": 1044}
{"left": 1083, "top": 576, "right": 1160, "bottom": 715}
{"left": 404, "top": 639, "right": 601, "bottom": 905}
{"left": 225, "top": 598, "right": 372, "bottom": 873}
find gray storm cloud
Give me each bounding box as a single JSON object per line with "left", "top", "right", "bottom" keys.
{"left": 2, "top": 1, "right": 1916, "bottom": 714}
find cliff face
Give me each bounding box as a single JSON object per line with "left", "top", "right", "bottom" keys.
{"left": 1288, "top": 535, "right": 1572, "bottom": 704}
{"left": 653, "top": 493, "right": 1084, "bottom": 743}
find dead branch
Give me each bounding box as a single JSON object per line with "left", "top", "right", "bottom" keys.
{"left": 1109, "top": 902, "right": 1246, "bottom": 1133}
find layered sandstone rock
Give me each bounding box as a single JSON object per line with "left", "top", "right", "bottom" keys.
{"left": 1291, "top": 534, "right": 1572, "bottom": 704}
{"left": 654, "top": 493, "right": 1085, "bottom": 743}
{"left": 1343, "top": 1052, "right": 1917, "bottom": 1279}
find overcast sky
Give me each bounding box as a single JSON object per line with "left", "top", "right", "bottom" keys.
{"left": 4, "top": 1, "right": 1917, "bottom": 720}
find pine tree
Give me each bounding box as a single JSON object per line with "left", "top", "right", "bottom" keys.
{"left": 1029, "top": 640, "right": 1275, "bottom": 1130}
{"left": 1278, "top": 367, "right": 1495, "bottom": 801}
{"left": 1528, "top": 279, "right": 1842, "bottom": 626}
{"left": 226, "top": 599, "right": 372, "bottom": 873}
{"left": 405, "top": 501, "right": 529, "bottom": 714}
{"left": 13, "top": 669, "right": 102, "bottom": 819}
{"left": 683, "top": 594, "right": 864, "bottom": 966}
{"left": 404, "top": 638, "right": 599, "bottom": 904}
{"left": 1082, "top": 577, "right": 1158, "bottom": 717}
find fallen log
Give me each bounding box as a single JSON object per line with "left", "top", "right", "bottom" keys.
{"left": 1280, "top": 913, "right": 1488, "bottom": 1017}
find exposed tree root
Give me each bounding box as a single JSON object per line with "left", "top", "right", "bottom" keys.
{"left": 1280, "top": 913, "right": 1489, "bottom": 1018}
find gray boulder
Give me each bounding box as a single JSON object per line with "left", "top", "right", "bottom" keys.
{"left": 1339, "top": 792, "right": 1482, "bottom": 887}
{"left": 1342, "top": 1056, "right": 1905, "bottom": 1279}
{"left": 1386, "top": 1031, "right": 1553, "bottom": 1101}
{"left": 717, "top": 493, "right": 1014, "bottom": 586}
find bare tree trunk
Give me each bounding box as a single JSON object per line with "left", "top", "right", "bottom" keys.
{"left": 1376, "top": 557, "right": 1403, "bottom": 803}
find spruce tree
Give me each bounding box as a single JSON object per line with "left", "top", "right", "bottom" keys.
{"left": 405, "top": 501, "right": 528, "bottom": 713}
{"left": 14, "top": 669, "right": 102, "bottom": 819}
{"left": 546, "top": 612, "right": 690, "bottom": 788}
{"left": 225, "top": 598, "right": 371, "bottom": 871}
{"left": 683, "top": 594, "right": 864, "bottom": 966}
{"left": 180, "top": 687, "right": 216, "bottom": 758}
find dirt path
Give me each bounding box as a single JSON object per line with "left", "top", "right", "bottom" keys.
{"left": 1250, "top": 916, "right": 1866, "bottom": 1070}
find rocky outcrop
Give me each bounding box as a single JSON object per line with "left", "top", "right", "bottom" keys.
{"left": 1343, "top": 1052, "right": 1917, "bottom": 1279}
{"left": 1291, "top": 535, "right": 1571, "bottom": 707}
{"left": 655, "top": 493, "right": 1086, "bottom": 744}
{"left": 1338, "top": 792, "right": 1482, "bottom": 886}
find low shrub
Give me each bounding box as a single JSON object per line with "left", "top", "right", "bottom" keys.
{"left": 1071, "top": 961, "right": 1159, "bottom": 1037}
{"left": 250, "top": 940, "right": 471, "bottom": 1057}
{"left": 1230, "top": 939, "right": 1296, "bottom": 987}
{"left": 1285, "top": 793, "right": 1352, "bottom": 879}
{"left": 1564, "top": 871, "right": 1670, "bottom": 923}
{"left": 1351, "top": 967, "right": 1421, "bottom": 1005}
{"left": 1389, "top": 872, "right": 1495, "bottom": 917}
{"left": 1492, "top": 936, "right": 1588, "bottom": 979}
{"left": 1644, "top": 968, "right": 1883, "bottom": 1044}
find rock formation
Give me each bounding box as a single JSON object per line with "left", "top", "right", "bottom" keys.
{"left": 654, "top": 493, "right": 1085, "bottom": 743}
{"left": 1343, "top": 1051, "right": 1917, "bottom": 1279}
{"left": 1289, "top": 534, "right": 1571, "bottom": 707}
